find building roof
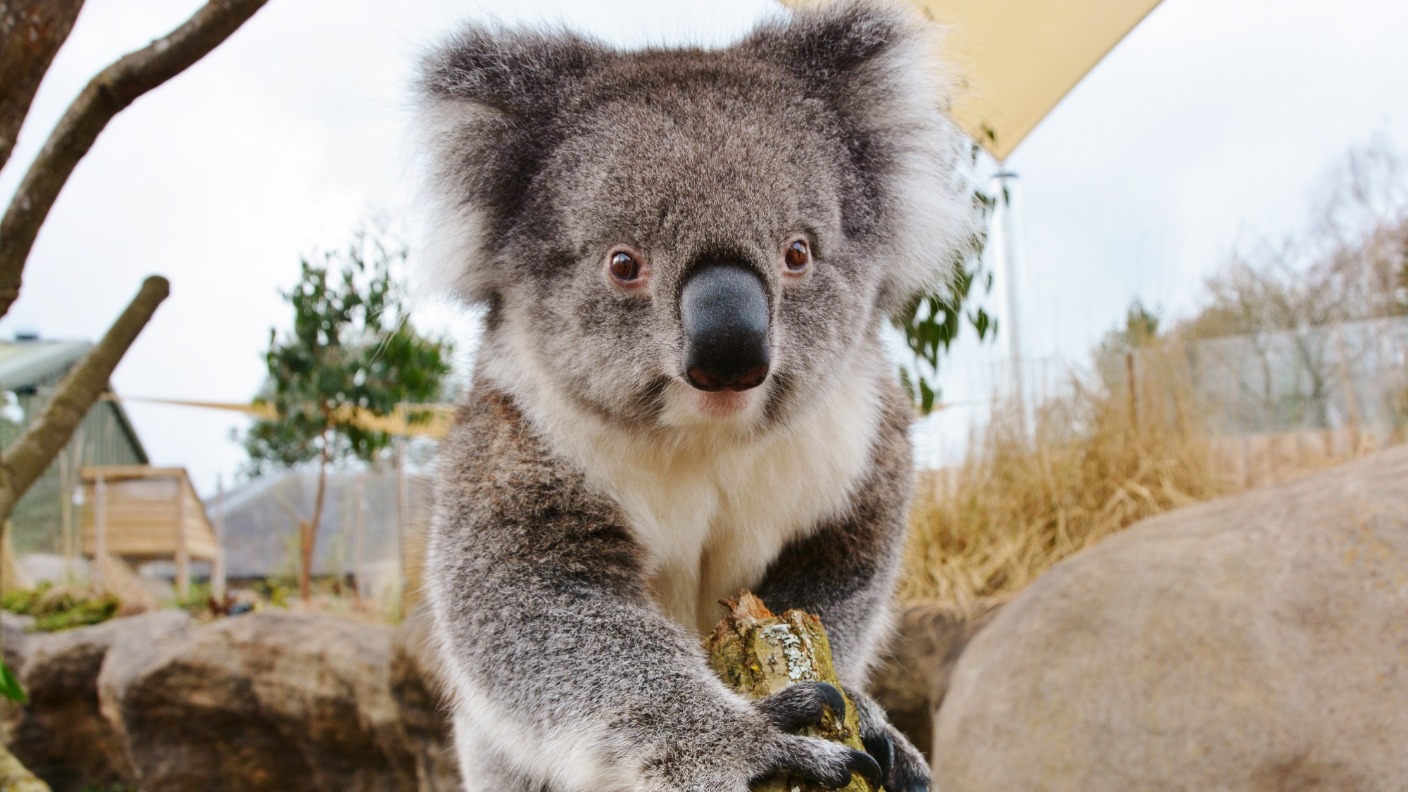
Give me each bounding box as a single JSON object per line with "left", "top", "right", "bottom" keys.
{"left": 0, "top": 337, "right": 148, "bottom": 464}
{"left": 0, "top": 339, "right": 92, "bottom": 392}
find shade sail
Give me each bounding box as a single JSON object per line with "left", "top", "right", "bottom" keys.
{"left": 779, "top": 0, "right": 1164, "bottom": 161}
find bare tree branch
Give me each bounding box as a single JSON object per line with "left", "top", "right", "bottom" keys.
{"left": 0, "top": 0, "right": 86, "bottom": 173}
{"left": 0, "top": 0, "right": 267, "bottom": 319}
{"left": 0, "top": 275, "right": 169, "bottom": 524}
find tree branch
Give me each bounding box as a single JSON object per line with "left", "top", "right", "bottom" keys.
{"left": 707, "top": 592, "right": 877, "bottom": 792}
{"left": 0, "top": 275, "right": 169, "bottom": 524}
{"left": 0, "top": 0, "right": 267, "bottom": 319}
{"left": 0, "top": 0, "right": 86, "bottom": 173}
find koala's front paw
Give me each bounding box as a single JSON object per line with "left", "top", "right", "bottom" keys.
{"left": 849, "top": 689, "right": 932, "bottom": 792}
{"left": 749, "top": 682, "right": 885, "bottom": 790}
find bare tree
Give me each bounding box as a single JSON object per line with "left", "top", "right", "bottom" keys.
{"left": 0, "top": 1, "right": 268, "bottom": 785}
{"left": 1174, "top": 138, "right": 1408, "bottom": 432}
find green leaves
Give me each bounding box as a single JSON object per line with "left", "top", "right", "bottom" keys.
{"left": 0, "top": 662, "right": 25, "bottom": 705}
{"left": 243, "top": 226, "right": 453, "bottom": 476}
{"left": 893, "top": 149, "right": 1000, "bottom": 414}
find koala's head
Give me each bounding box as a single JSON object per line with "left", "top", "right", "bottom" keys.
{"left": 416, "top": 1, "right": 974, "bottom": 437}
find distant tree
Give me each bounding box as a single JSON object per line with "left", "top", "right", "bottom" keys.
{"left": 1093, "top": 298, "right": 1161, "bottom": 391}
{"left": 1171, "top": 137, "right": 1408, "bottom": 430}
{"left": 0, "top": 3, "right": 267, "bottom": 784}
{"left": 244, "top": 227, "right": 451, "bottom": 601}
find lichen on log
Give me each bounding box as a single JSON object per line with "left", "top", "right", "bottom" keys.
{"left": 706, "top": 591, "right": 877, "bottom": 792}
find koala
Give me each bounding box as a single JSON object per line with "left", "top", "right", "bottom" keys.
{"left": 414, "top": 2, "right": 974, "bottom": 790}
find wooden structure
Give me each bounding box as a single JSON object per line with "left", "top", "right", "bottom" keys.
{"left": 80, "top": 465, "right": 220, "bottom": 598}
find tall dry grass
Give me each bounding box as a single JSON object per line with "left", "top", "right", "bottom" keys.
{"left": 900, "top": 355, "right": 1231, "bottom": 611}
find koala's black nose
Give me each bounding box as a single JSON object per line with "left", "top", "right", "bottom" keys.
{"left": 679, "top": 263, "right": 770, "bottom": 392}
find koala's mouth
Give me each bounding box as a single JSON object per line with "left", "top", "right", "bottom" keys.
{"left": 690, "top": 387, "right": 760, "bottom": 419}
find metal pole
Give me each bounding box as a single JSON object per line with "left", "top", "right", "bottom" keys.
{"left": 396, "top": 440, "right": 408, "bottom": 611}
{"left": 176, "top": 473, "right": 190, "bottom": 600}
{"left": 994, "top": 169, "right": 1027, "bottom": 432}
{"left": 353, "top": 471, "right": 365, "bottom": 601}
{"left": 59, "top": 450, "right": 73, "bottom": 578}
{"left": 94, "top": 474, "right": 106, "bottom": 595}
{"left": 213, "top": 475, "right": 227, "bottom": 602}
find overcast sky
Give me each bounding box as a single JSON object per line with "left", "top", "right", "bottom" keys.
{"left": 4, "top": 0, "right": 1407, "bottom": 494}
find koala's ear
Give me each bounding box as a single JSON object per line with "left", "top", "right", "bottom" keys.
{"left": 744, "top": 1, "right": 978, "bottom": 314}
{"left": 414, "top": 28, "right": 607, "bottom": 305}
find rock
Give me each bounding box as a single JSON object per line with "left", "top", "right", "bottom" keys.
{"left": 0, "top": 611, "right": 34, "bottom": 735}
{"left": 934, "top": 445, "right": 1408, "bottom": 791}
{"left": 1, "top": 611, "right": 31, "bottom": 665}
{"left": 390, "top": 605, "right": 461, "bottom": 791}
{"left": 100, "top": 612, "right": 416, "bottom": 792}
{"left": 8, "top": 610, "right": 189, "bottom": 792}
{"left": 868, "top": 602, "right": 1001, "bottom": 761}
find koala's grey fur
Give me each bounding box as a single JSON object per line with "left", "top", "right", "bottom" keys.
{"left": 414, "top": 2, "right": 975, "bottom": 790}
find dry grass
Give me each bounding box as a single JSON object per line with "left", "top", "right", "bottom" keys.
{"left": 900, "top": 359, "right": 1231, "bottom": 612}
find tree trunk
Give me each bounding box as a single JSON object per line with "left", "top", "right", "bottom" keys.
{"left": 0, "top": 276, "right": 169, "bottom": 525}
{"left": 301, "top": 429, "right": 332, "bottom": 601}
{"left": 0, "top": 0, "right": 86, "bottom": 174}
{"left": 0, "top": 0, "right": 268, "bottom": 319}
{"left": 706, "top": 592, "right": 877, "bottom": 792}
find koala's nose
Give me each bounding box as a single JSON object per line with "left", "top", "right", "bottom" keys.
{"left": 679, "top": 262, "right": 770, "bottom": 392}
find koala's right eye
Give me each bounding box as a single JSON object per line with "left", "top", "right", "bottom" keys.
{"left": 606, "top": 247, "right": 649, "bottom": 289}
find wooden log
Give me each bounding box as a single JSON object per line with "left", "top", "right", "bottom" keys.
{"left": 706, "top": 591, "right": 877, "bottom": 792}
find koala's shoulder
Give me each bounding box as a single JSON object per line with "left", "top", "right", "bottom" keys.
{"left": 436, "top": 385, "right": 607, "bottom": 527}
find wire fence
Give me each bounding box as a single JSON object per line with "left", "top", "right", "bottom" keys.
{"left": 914, "top": 315, "right": 1408, "bottom": 486}
{"left": 1129, "top": 316, "right": 1408, "bottom": 486}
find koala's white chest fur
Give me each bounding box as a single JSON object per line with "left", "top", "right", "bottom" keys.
{"left": 559, "top": 377, "right": 882, "bottom": 636}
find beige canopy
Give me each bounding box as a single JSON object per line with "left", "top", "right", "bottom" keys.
{"left": 780, "top": 0, "right": 1165, "bottom": 161}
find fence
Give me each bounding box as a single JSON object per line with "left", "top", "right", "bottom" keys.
{"left": 1128, "top": 315, "right": 1408, "bottom": 484}
{"left": 912, "top": 315, "right": 1408, "bottom": 486}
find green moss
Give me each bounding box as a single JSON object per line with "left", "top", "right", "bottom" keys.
{"left": 2, "top": 583, "right": 121, "bottom": 632}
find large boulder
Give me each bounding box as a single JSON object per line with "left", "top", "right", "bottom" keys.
{"left": 99, "top": 612, "right": 417, "bottom": 792}
{"left": 934, "top": 444, "right": 1408, "bottom": 791}
{"left": 7, "top": 610, "right": 189, "bottom": 792}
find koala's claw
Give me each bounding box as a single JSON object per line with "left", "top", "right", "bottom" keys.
{"left": 862, "top": 731, "right": 894, "bottom": 783}
{"left": 845, "top": 747, "right": 886, "bottom": 790}
{"left": 844, "top": 686, "right": 932, "bottom": 792}
{"left": 755, "top": 681, "right": 847, "bottom": 732}
{"left": 815, "top": 682, "right": 847, "bottom": 721}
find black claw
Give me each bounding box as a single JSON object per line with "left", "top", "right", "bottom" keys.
{"left": 863, "top": 732, "right": 895, "bottom": 783}
{"left": 814, "top": 682, "right": 847, "bottom": 721}
{"left": 847, "top": 748, "right": 885, "bottom": 790}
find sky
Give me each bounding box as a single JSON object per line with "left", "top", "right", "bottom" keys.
{"left": 3, "top": 0, "right": 1408, "bottom": 495}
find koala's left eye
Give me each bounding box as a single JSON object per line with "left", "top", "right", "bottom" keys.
{"left": 605, "top": 245, "right": 649, "bottom": 290}
{"left": 783, "top": 238, "right": 811, "bottom": 275}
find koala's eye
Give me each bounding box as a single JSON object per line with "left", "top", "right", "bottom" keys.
{"left": 606, "top": 246, "right": 648, "bottom": 288}
{"left": 783, "top": 239, "right": 811, "bottom": 274}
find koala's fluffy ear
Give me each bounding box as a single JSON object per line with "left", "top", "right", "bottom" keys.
{"left": 415, "top": 28, "right": 607, "bottom": 305}
{"left": 744, "top": 1, "right": 978, "bottom": 314}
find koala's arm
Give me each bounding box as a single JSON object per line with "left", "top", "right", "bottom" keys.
{"left": 754, "top": 386, "right": 932, "bottom": 790}
{"left": 427, "top": 391, "right": 879, "bottom": 792}
{"left": 756, "top": 385, "right": 914, "bottom": 682}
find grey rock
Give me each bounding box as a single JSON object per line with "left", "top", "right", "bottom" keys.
{"left": 934, "top": 444, "right": 1408, "bottom": 791}
{"left": 100, "top": 612, "right": 416, "bottom": 792}
{"left": 9, "top": 610, "right": 189, "bottom": 792}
